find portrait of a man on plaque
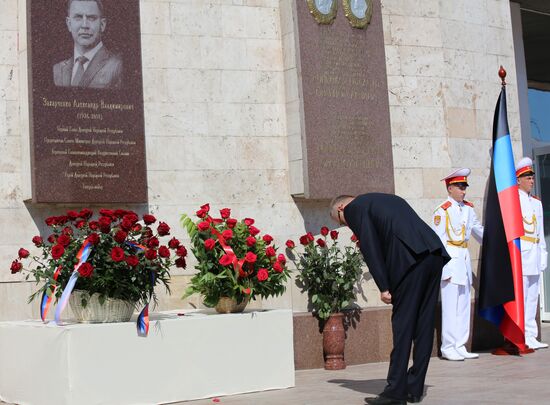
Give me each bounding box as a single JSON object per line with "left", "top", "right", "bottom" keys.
{"left": 53, "top": 0, "right": 123, "bottom": 89}
{"left": 350, "top": 0, "right": 368, "bottom": 18}
{"left": 315, "top": 0, "right": 334, "bottom": 15}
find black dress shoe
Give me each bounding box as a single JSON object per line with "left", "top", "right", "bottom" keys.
{"left": 407, "top": 394, "right": 422, "bottom": 403}
{"left": 365, "top": 395, "right": 406, "bottom": 405}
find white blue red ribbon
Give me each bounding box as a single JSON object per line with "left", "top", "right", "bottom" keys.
{"left": 126, "top": 241, "right": 152, "bottom": 337}
{"left": 54, "top": 239, "right": 93, "bottom": 324}
{"left": 40, "top": 266, "right": 62, "bottom": 322}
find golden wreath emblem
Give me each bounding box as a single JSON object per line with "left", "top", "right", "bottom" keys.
{"left": 342, "top": 0, "right": 373, "bottom": 29}
{"left": 434, "top": 215, "right": 441, "bottom": 226}
{"left": 306, "top": 0, "right": 337, "bottom": 25}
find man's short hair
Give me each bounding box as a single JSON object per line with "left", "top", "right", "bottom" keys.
{"left": 67, "top": 0, "right": 105, "bottom": 17}
{"left": 329, "top": 194, "right": 354, "bottom": 215}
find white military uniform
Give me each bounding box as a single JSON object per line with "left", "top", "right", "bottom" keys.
{"left": 516, "top": 157, "right": 548, "bottom": 349}
{"left": 431, "top": 169, "right": 484, "bottom": 360}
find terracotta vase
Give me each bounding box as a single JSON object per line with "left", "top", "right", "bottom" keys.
{"left": 214, "top": 296, "right": 249, "bottom": 314}
{"left": 323, "top": 312, "right": 346, "bottom": 370}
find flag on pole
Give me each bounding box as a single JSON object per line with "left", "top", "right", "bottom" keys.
{"left": 478, "top": 68, "right": 528, "bottom": 352}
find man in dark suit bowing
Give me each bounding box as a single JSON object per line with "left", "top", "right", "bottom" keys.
{"left": 330, "top": 193, "right": 450, "bottom": 405}
{"left": 53, "top": 0, "right": 122, "bottom": 89}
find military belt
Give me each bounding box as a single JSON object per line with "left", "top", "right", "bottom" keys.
{"left": 520, "top": 235, "right": 539, "bottom": 244}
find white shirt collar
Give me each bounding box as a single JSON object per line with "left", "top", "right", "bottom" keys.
{"left": 448, "top": 196, "right": 464, "bottom": 207}
{"left": 519, "top": 189, "right": 529, "bottom": 198}
{"left": 74, "top": 41, "right": 103, "bottom": 65}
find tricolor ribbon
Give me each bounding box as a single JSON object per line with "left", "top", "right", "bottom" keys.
{"left": 40, "top": 266, "right": 62, "bottom": 322}
{"left": 54, "top": 238, "right": 93, "bottom": 324}
{"left": 126, "top": 241, "right": 152, "bottom": 337}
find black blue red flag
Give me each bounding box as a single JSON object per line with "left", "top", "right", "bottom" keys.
{"left": 478, "top": 77, "right": 527, "bottom": 351}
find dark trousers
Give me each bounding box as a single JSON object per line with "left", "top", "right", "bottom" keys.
{"left": 382, "top": 253, "right": 445, "bottom": 400}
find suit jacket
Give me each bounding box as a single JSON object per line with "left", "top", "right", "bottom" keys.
{"left": 53, "top": 46, "right": 123, "bottom": 89}
{"left": 344, "top": 193, "right": 450, "bottom": 293}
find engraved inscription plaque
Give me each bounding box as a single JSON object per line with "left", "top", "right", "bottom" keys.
{"left": 28, "top": 0, "right": 147, "bottom": 203}
{"left": 294, "top": 0, "right": 394, "bottom": 199}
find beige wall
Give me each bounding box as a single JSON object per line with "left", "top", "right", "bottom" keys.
{"left": 0, "top": 0, "right": 524, "bottom": 320}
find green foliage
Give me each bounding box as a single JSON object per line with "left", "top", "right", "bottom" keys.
{"left": 180, "top": 205, "right": 290, "bottom": 307}
{"left": 291, "top": 230, "right": 364, "bottom": 320}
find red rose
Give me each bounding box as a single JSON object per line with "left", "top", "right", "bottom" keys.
{"left": 147, "top": 237, "right": 160, "bottom": 249}
{"left": 114, "top": 230, "right": 128, "bottom": 243}
{"left": 61, "top": 226, "right": 73, "bottom": 235}
{"left": 79, "top": 208, "right": 93, "bottom": 219}
{"left": 99, "top": 209, "right": 115, "bottom": 217}
{"left": 321, "top": 226, "right": 329, "bottom": 236}
{"left": 204, "top": 238, "right": 216, "bottom": 250}
{"left": 316, "top": 238, "right": 326, "bottom": 248}
{"left": 299, "top": 235, "right": 310, "bottom": 246}
{"left": 246, "top": 236, "right": 256, "bottom": 247}
{"left": 219, "top": 254, "right": 233, "bottom": 266}
{"left": 99, "top": 216, "right": 112, "bottom": 232}
{"left": 243, "top": 287, "right": 251, "bottom": 295}
{"left": 220, "top": 208, "right": 231, "bottom": 219}
{"left": 87, "top": 233, "right": 100, "bottom": 245}
{"left": 132, "top": 224, "right": 143, "bottom": 232}
{"left": 272, "top": 261, "right": 283, "bottom": 273}
{"left": 56, "top": 216, "right": 69, "bottom": 225}
{"left": 226, "top": 218, "right": 237, "bottom": 228}
{"left": 307, "top": 232, "right": 315, "bottom": 242}
{"left": 277, "top": 254, "right": 286, "bottom": 264}
{"left": 142, "top": 227, "right": 154, "bottom": 238}
{"left": 175, "top": 257, "right": 187, "bottom": 268}
{"left": 47, "top": 234, "right": 56, "bottom": 244}
{"left": 265, "top": 246, "right": 276, "bottom": 257}
{"left": 114, "top": 209, "right": 127, "bottom": 218}
{"left": 157, "top": 222, "right": 170, "bottom": 236}
{"left": 249, "top": 226, "right": 260, "bottom": 236}
{"left": 245, "top": 252, "right": 257, "bottom": 263}
{"left": 18, "top": 248, "right": 30, "bottom": 259}
{"left": 111, "top": 247, "right": 125, "bottom": 262}
{"left": 221, "top": 229, "right": 233, "bottom": 240}
{"left": 196, "top": 208, "right": 208, "bottom": 219}
{"left": 330, "top": 230, "right": 339, "bottom": 240}
{"left": 32, "top": 236, "right": 43, "bottom": 246}
{"left": 75, "top": 220, "right": 86, "bottom": 229}
{"left": 168, "top": 237, "right": 181, "bottom": 249}
{"left": 143, "top": 214, "right": 156, "bottom": 225}
{"left": 51, "top": 245, "right": 65, "bottom": 260}
{"left": 125, "top": 255, "right": 139, "bottom": 267}
{"left": 200, "top": 203, "right": 210, "bottom": 212}
{"left": 89, "top": 221, "right": 99, "bottom": 230}
{"left": 123, "top": 213, "right": 139, "bottom": 225}
{"left": 57, "top": 234, "right": 71, "bottom": 247}
{"left": 351, "top": 234, "right": 358, "bottom": 242}
{"left": 145, "top": 249, "right": 157, "bottom": 260}
{"left": 10, "top": 260, "right": 23, "bottom": 274}
{"left": 66, "top": 210, "right": 79, "bottom": 220}
{"left": 262, "top": 234, "right": 273, "bottom": 245}
{"left": 120, "top": 219, "right": 134, "bottom": 231}
{"left": 78, "top": 263, "right": 94, "bottom": 278}
{"left": 244, "top": 218, "right": 255, "bottom": 226}
{"left": 257, "top": 268, "right": 269, "bottom": 282}
{"left": 198, "top": 221, "right": 210, "bottom": 231}
{"left": 45, "top": 216, "right": 57, "bottom": 226}
{"left": 158, "top": 246, "right": 171, "bottom": 258}
{"left": 176, "top": 246, "right": 188, "bottom": 257}
{"left": 285, "top": 240, "right": 295, "bottom": 249}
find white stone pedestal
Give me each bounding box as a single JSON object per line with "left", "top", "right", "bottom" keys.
{"left": 0, "top": 309, "right": 295, "bottom": 405}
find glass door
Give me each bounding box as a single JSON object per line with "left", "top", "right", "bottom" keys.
{"left": 534, "top": 147, "right": 550, "bottom": 321}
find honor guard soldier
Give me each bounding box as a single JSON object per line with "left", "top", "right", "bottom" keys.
{"left": 516, "top": 157, "right": 548, "bottom": 350}
{"left": 432, "top": 168, "right": 484, "bottom": 361}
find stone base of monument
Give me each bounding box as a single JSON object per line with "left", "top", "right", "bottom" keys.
{"left": 0, "top": 309, "right": 295, "bottom": 405}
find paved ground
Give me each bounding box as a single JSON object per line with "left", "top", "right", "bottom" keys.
{"left": 2, "top": 325, "right": 548, "bottom": 405}
{"left": 180, "top": 323, "right": 550, "bottom": 405}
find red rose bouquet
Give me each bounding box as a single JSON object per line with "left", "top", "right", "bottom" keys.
{"left": 10, "top": 208, "right": 186, "bottom": 308}
{"left": 287, "top": 227, "right": 364, "bottom": 320}
{"left": 181, "top": 204, "right": 290, "bottom": 308}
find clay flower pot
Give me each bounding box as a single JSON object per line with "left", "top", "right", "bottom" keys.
{"left": 323, "top": 312, "right": 346, "bottom": 370}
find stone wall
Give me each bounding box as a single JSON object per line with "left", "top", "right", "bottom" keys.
{"left": 0, "top": 0, "right": 524, "bottom": 320}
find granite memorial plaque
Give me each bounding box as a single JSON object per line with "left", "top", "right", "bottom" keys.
{"left": 294, "top": 0, "right": 394, "bottom": 199}
{"left": 27, "top": 0, "right": 147, "bottom": 203}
